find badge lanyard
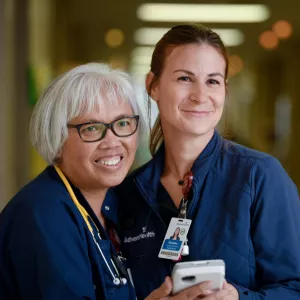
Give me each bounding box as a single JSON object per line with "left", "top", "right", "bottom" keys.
{"left": 178, "top": 170, "right": 194, "bottom": 219}
{"left": 158, "top": 170, "right": 194, "bottom": 261}
{"left": 54, "top": 166, "right": 128, "bottom": 286}
{"left": 178, "top": 170, "right": 193, "bottom": 258}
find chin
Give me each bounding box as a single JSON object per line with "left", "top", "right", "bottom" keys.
{"left": 181, "top": 126, "right": 214, "bottom": 137}
{"left": 100, "top": 176, "right": 126, "bottom": 188}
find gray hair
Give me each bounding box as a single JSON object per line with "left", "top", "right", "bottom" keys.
{"left": 30, "top": 62, "right": 146, "bottom": 164}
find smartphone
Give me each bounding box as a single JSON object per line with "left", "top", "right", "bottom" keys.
{"left": 171, "top": 259, "right": 225, "bottom": 295}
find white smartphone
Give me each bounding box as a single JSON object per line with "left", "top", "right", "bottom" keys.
{"left": 171, "top": 259, "right": 225, "bottom": 295}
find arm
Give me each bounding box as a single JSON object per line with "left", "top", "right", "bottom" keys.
{"left": 9, "top": 195, "right": 97, "bottom": 300}
{"left": 235, "top": 157, "right": 300, "bottom": 299}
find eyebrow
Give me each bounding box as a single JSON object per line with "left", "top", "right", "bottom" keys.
{"left": 173, "top": 69, "right": 195, "bottom": 75}
{"left": 208, "top": 72, "right": 224, "bottom": 78}
{"left": 84, "top": 114, "right": 130, "bottom": 123}
{"left": 173, "top": 69, "right": 224, "bottom": 78}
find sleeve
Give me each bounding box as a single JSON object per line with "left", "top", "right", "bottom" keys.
{"left": 8, "top": 194, "right": 97, "bottom": 300}
{"left": 234, "top": 157, "right": 300, "bottom": 299}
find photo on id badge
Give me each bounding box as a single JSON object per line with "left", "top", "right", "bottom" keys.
{"left": 158, "top": 218, "right": 191, "bottom": 260}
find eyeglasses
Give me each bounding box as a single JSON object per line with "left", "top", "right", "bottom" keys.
{"left": 67, "top": 115, "right": 139, "bottom": 142}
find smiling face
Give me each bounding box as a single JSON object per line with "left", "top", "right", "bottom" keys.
{"left": 59, "top": 100, "right": 138, "bottom": 193}
{"left": 149, "top": 43, "right": 226, "bottom": 139}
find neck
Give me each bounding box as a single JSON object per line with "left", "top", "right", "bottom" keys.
{"left": 79, "top": 188, "right": 107, "bottom": 228}
{"left": 58, "top": 166, "right": 108, "bottom": 227}
{"left": 163, "top": 129, "right": 214, "bottom": 181}
{"left": 59, "top": 164, "right": 108, "bottom": 228}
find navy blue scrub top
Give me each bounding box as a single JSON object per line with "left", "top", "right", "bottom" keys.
{"left": 0, "top": 166, "right": 136, "bottom": 300}
{"left": 116, "top": 131, "right": 300, "bottom": 300}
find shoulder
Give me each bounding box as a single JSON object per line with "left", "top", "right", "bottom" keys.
{"left": 221, "top": 139, "right": 290, "bottom": 178}
{"left": 0, "top": 166, "right": 75, "bottom": 234}
{"left": 0, "top": 167, "right": 90, "bottom": 266}
{"left": 9, "top": 167, "right": 69, "bottom": 211}
{"left": 225, "top": 139, "right": 297, "bottom": 193}
{"left": 213, "top": 139, "right": 296, "bottom": 193}
{"left": 249, "top": 154, "right": 297, "bottom": 195}
{"left": 213, "top": 139, "right": 271, "bottom": 179}
{"left": 218, "top": 139, "right": 277, "bottom": 172}
{"left": 221, "top": 139, "right": 271, "bottom": 160}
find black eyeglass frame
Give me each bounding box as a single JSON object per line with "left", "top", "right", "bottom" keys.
{"left": 67, "top": 115, "right": 140, "bottom": 143}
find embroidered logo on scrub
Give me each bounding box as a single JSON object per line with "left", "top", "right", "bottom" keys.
{"left": 124, "top": 226, "right": 155, "bottom": 243}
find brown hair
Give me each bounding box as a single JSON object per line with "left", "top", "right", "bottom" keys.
{"left": 147, "top": 24, "right": 229, "bottom": 156}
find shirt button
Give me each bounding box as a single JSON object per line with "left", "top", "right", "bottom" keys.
{"left": 105, "top": 206, "right": 110, "bottom": 211}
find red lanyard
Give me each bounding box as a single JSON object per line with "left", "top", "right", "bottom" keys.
{"left": 181, "top": 170, "right": 193, "bottom": 199}
{"left": 106, "top": 220, "right": 122, "bottom": 253}
{"left": 174, "top": 170, "right": 193, "bottom": 262}
{"left": 178, "top": 170, "right": 194, "bottom": 219}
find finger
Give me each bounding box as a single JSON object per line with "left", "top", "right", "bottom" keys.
{"left": 174, "top": 281, "right": 212, "bottom": 300}
{"left": 202, "top": 288, "right": 229, "bottom": 300}
{"left": 222, "top": 279, "right": 228, "bottom": 289}
{"left": 145, "top": 277, "right": 172, "bottom": 300}
{"left": 222, "top": 282, "right": 237, "bottom": 293}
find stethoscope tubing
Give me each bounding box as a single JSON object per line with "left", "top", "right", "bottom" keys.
{"left": 54, "top": 166, "right": 127, "bottom": 286}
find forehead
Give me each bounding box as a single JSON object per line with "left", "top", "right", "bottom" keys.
{"left": 72, "top": 99, "right": 134, "bottom": 123}
{"left": 163, "top": 43, "right": 226, "bottom": 74}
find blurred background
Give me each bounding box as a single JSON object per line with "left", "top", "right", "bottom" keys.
{"left": 1, "top": 0, "right": 299, "bottom": 210}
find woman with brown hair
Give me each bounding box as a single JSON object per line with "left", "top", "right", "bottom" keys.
{"left": 170, "top": 227, "right": 181, "bottom": 240}
{"left": 116, "top": 25, "right": 300, "bottom": 299}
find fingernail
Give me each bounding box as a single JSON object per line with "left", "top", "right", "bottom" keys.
{"left": 164, "top": 277, "right": 171, "bottom": 288}
{"left": 205, "top": 281, "right": 212, "bottom": 289}
{"left": 204, "top": 289, "right": 214, "bottom": 295}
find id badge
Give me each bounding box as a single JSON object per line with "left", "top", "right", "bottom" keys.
{"left": 158, "top": 218, "right": 192, "bottom": 260}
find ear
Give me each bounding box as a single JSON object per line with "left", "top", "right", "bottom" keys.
{"left": 225, "top": 79, "right": 229, "bottom": 94}
{"left": 55, "top": 149, "right": 63, "bottom": 165}
{"left": 145, "top": 72, "right": 159, "bottom": 102}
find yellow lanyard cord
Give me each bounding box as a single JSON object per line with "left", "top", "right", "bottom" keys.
{"left": 54, "top": 165, "right": 94, "bottom": 234}
{"left": 54, "top": 166, "right": 130, "bottom": 286}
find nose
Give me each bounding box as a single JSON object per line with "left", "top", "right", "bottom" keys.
{"left": 189, "top": 82, "right": 207, "bottom": 104}
{"left": 98, "top": 127, "right": 121, "bottom": 148}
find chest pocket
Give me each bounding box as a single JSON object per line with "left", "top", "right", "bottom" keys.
{"left": 86, "top": 235, "right": 132, "bottom": 300}
{"left": 120, "top": 210, "right": 166, "bottom": 260}
{"left": 187, "top": 185, "right": 252, "bottom": 287}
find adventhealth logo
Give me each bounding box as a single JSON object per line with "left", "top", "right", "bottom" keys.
{"left": 124, "top": 226, "right": 155, "bottom": 243}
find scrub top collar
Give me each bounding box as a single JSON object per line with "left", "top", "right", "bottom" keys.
{"left": 47, "top": 165, "right": 119, "bottom": 236}
{"left": 133, "top": 130, "right": 221, "bottom": 206}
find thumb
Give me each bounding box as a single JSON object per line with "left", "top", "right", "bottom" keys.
{"left": 145, "top": 277, "right": 172, "bottom": 299}
{"left": 222, "top": 279, "right": 228, "bottom": 289}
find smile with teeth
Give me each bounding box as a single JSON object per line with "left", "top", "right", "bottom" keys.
{"left": 95, "top": 156, "right": 122, "bottom": 166}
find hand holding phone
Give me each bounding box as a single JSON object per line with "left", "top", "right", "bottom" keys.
{"left": 171, "top": 259, "right": 225, "bottom": 295}
{"left": 145, "top": 276, "right": 216, "bottom": 300}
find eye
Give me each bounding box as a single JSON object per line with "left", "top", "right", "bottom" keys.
{"left": 81, "top": 124, "right": 102, "bottom": 134}
{"left": 85, "top": 126, "right": 98, "bottom": 132}
{"left": 178, "top": 76, "right": 192, "bottom": 82}
{"left": 207, "top": 79, "right": 220, "bottom": 85}
{"left": 117, "top": 119, "right": 131, "bottom": 127}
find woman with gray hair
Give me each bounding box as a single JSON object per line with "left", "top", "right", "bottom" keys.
{"left": 0, "top": 62, "right": 142, "bottom": 300}
{"left": 0, "top": 61, "right": 228, "bottom": 300}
